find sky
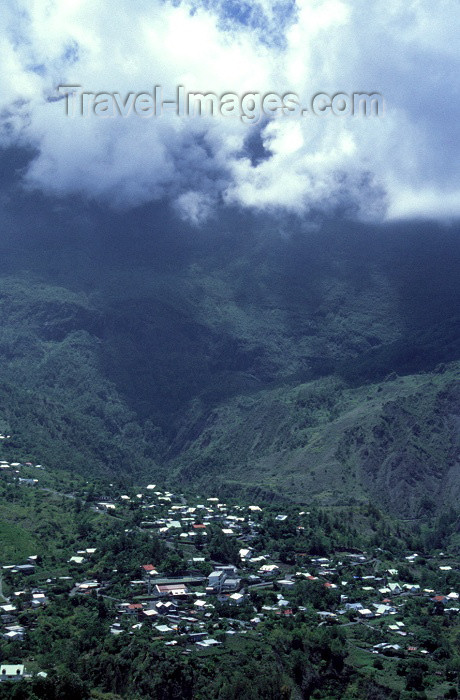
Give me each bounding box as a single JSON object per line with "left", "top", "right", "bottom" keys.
{"left": 0, "top": 0, "right": 459, "bottom": 224}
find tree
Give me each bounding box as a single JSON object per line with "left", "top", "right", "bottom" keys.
{"left": 163, "top": 552, "right": 185, "bottom": 576}
{"left": 405, "top": 661, "right": 428, "bottom": 691}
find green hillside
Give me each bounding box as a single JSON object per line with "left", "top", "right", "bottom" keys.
{"left": 0, "top": 220, "right": 459, "bottom": 516}
{"left": 168, "top": 364, "right": 460, "bottom": 516}
{"left": 0, "top": 278, "right": 161, "bottom": 480}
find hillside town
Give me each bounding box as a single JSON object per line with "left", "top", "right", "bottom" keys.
{"left": 1, "top": 451, "right": 460, "bottom": 696}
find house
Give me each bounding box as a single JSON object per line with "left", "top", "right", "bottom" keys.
{"left": 68, "top": 556, "right": 85, "bottom": 565}
{"left": 0, "top": 665, "right": 25, "bottom": 682}
{"left": 155, "top": 601, "right": 177, "bottom": 614}
{"left": 278, "top": 579, "right": 295, "bottom": 589}
{"left": 374, "top": 604, "right": 395, "bottom": 616}
{"left": 130, "top": 580, "right": 145, "bottom": 588}
{"left": 120, "top": 604, "right": 144, "bottom": 620}
{"left": 4, "top": 625, "right": 24, "bottom": 638}
{"left": 389, "top": 622, "right": 405, "bottom": 633}
{"left": 258, "top": 564, "right": 279, "bottom": 576}
{"left": 344, "top": 603, "right": 363, "bottom": 611}
{"left": 277, "top": 596, "right": 290, "bottom": 607}
{"left": 0, "top": 604, "right": 17, "bottom": 614}
{"left": 142, "top": 564, "right": 156, "bottom": 573}
{"left": 318, "top": 611, "right": 338, "bottom": 621}
{"left": 405, "top": 554, "right": 418, "bottom": 562}
{"left": 196, "top": 638, "right": 220, "bottom": 647}
{"left": 431, "top": 595, "right": 449, "bottom": 605}
{"left": 76, "top": 581, "right": 99, "bottom": 592}
{"left": 31, "top": 593, "right": 47, "bottom": 607}
{"left": 97, "top": 502, "right": 116, "bottom": 511}
{"left": 166, "top": 521, "right": 182, "bottom": 530}
{"left": 14, "top": 564, "right": 35, "bottom": 575}
{"left": 155, "top": 584, "right": 189, "bottom": 598}
{"left": 127, "top": 603, "right": 143, "bottom": 614}
{"left": 221, "top": 577, "right": 240, "bottom": 592}
{"left": 215, "top": 565, "right": 238, "bottom": 575}
{"left": 188, "top": 632, "right": 207, "bottom": 642}
{"left": 142, "top": 564, "right": 159, "bottom": 577}
{"left": 221, "top": 528, "right": 234, "bottom": 535}
{"left": 373, "top": 643, "right": 402, "bottom": 653}
{"left": 3, "top": 631, "right": 23, "bottom": 641}
{"left": 239, "top": 548, "right": 252, "bottom": 561}
{"left": 207, "top": 570, "right": 226, "bottom": 592}
{"left": 228, "top": 592, "right": 245, "bottom": 605}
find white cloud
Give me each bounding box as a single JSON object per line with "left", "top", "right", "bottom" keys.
{"left": 175, "top": 190, "right": 215, "bottom": 224}
{"left": 0, "top": 0, "right": 459, "bottom": 221}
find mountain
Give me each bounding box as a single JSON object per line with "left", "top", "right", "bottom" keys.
{"left": 168, "top": 363, "right": 460, "bottom": 517}
{"left": 0, "top": 196, "right": 459, "bottom": 514}
{"left": 0, "top": 278, "right": 160, "bottom": 479}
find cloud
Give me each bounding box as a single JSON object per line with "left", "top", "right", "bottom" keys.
{"left": 175, "top": 190, "right": 216, "bottom": 224}
{"left": 0, "top": 0, "right": 459, "bottom": 222}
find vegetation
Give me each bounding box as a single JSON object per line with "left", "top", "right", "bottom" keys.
{"left": 0, "top": 208, "right": 459, "bottom": 696}
{"left": 0, "top": 265, "right": 458, "bottom": 516}
{"left": 0, "top": 471, "right": 460, "bottom": 699}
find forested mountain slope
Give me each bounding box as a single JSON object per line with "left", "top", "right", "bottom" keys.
{"left": 0, "top": 208, "right": 459, "bottom": 515}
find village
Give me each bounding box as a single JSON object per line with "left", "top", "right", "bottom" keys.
{"left": 0, "top": 450, "right": 459, "bottom": 694}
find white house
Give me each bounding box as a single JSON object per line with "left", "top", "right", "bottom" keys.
{"left": 228, "top": 592, "right": 245, "bottom": 604}
{"left": 0, "top": 665, "right": 25, "bottom": 681}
